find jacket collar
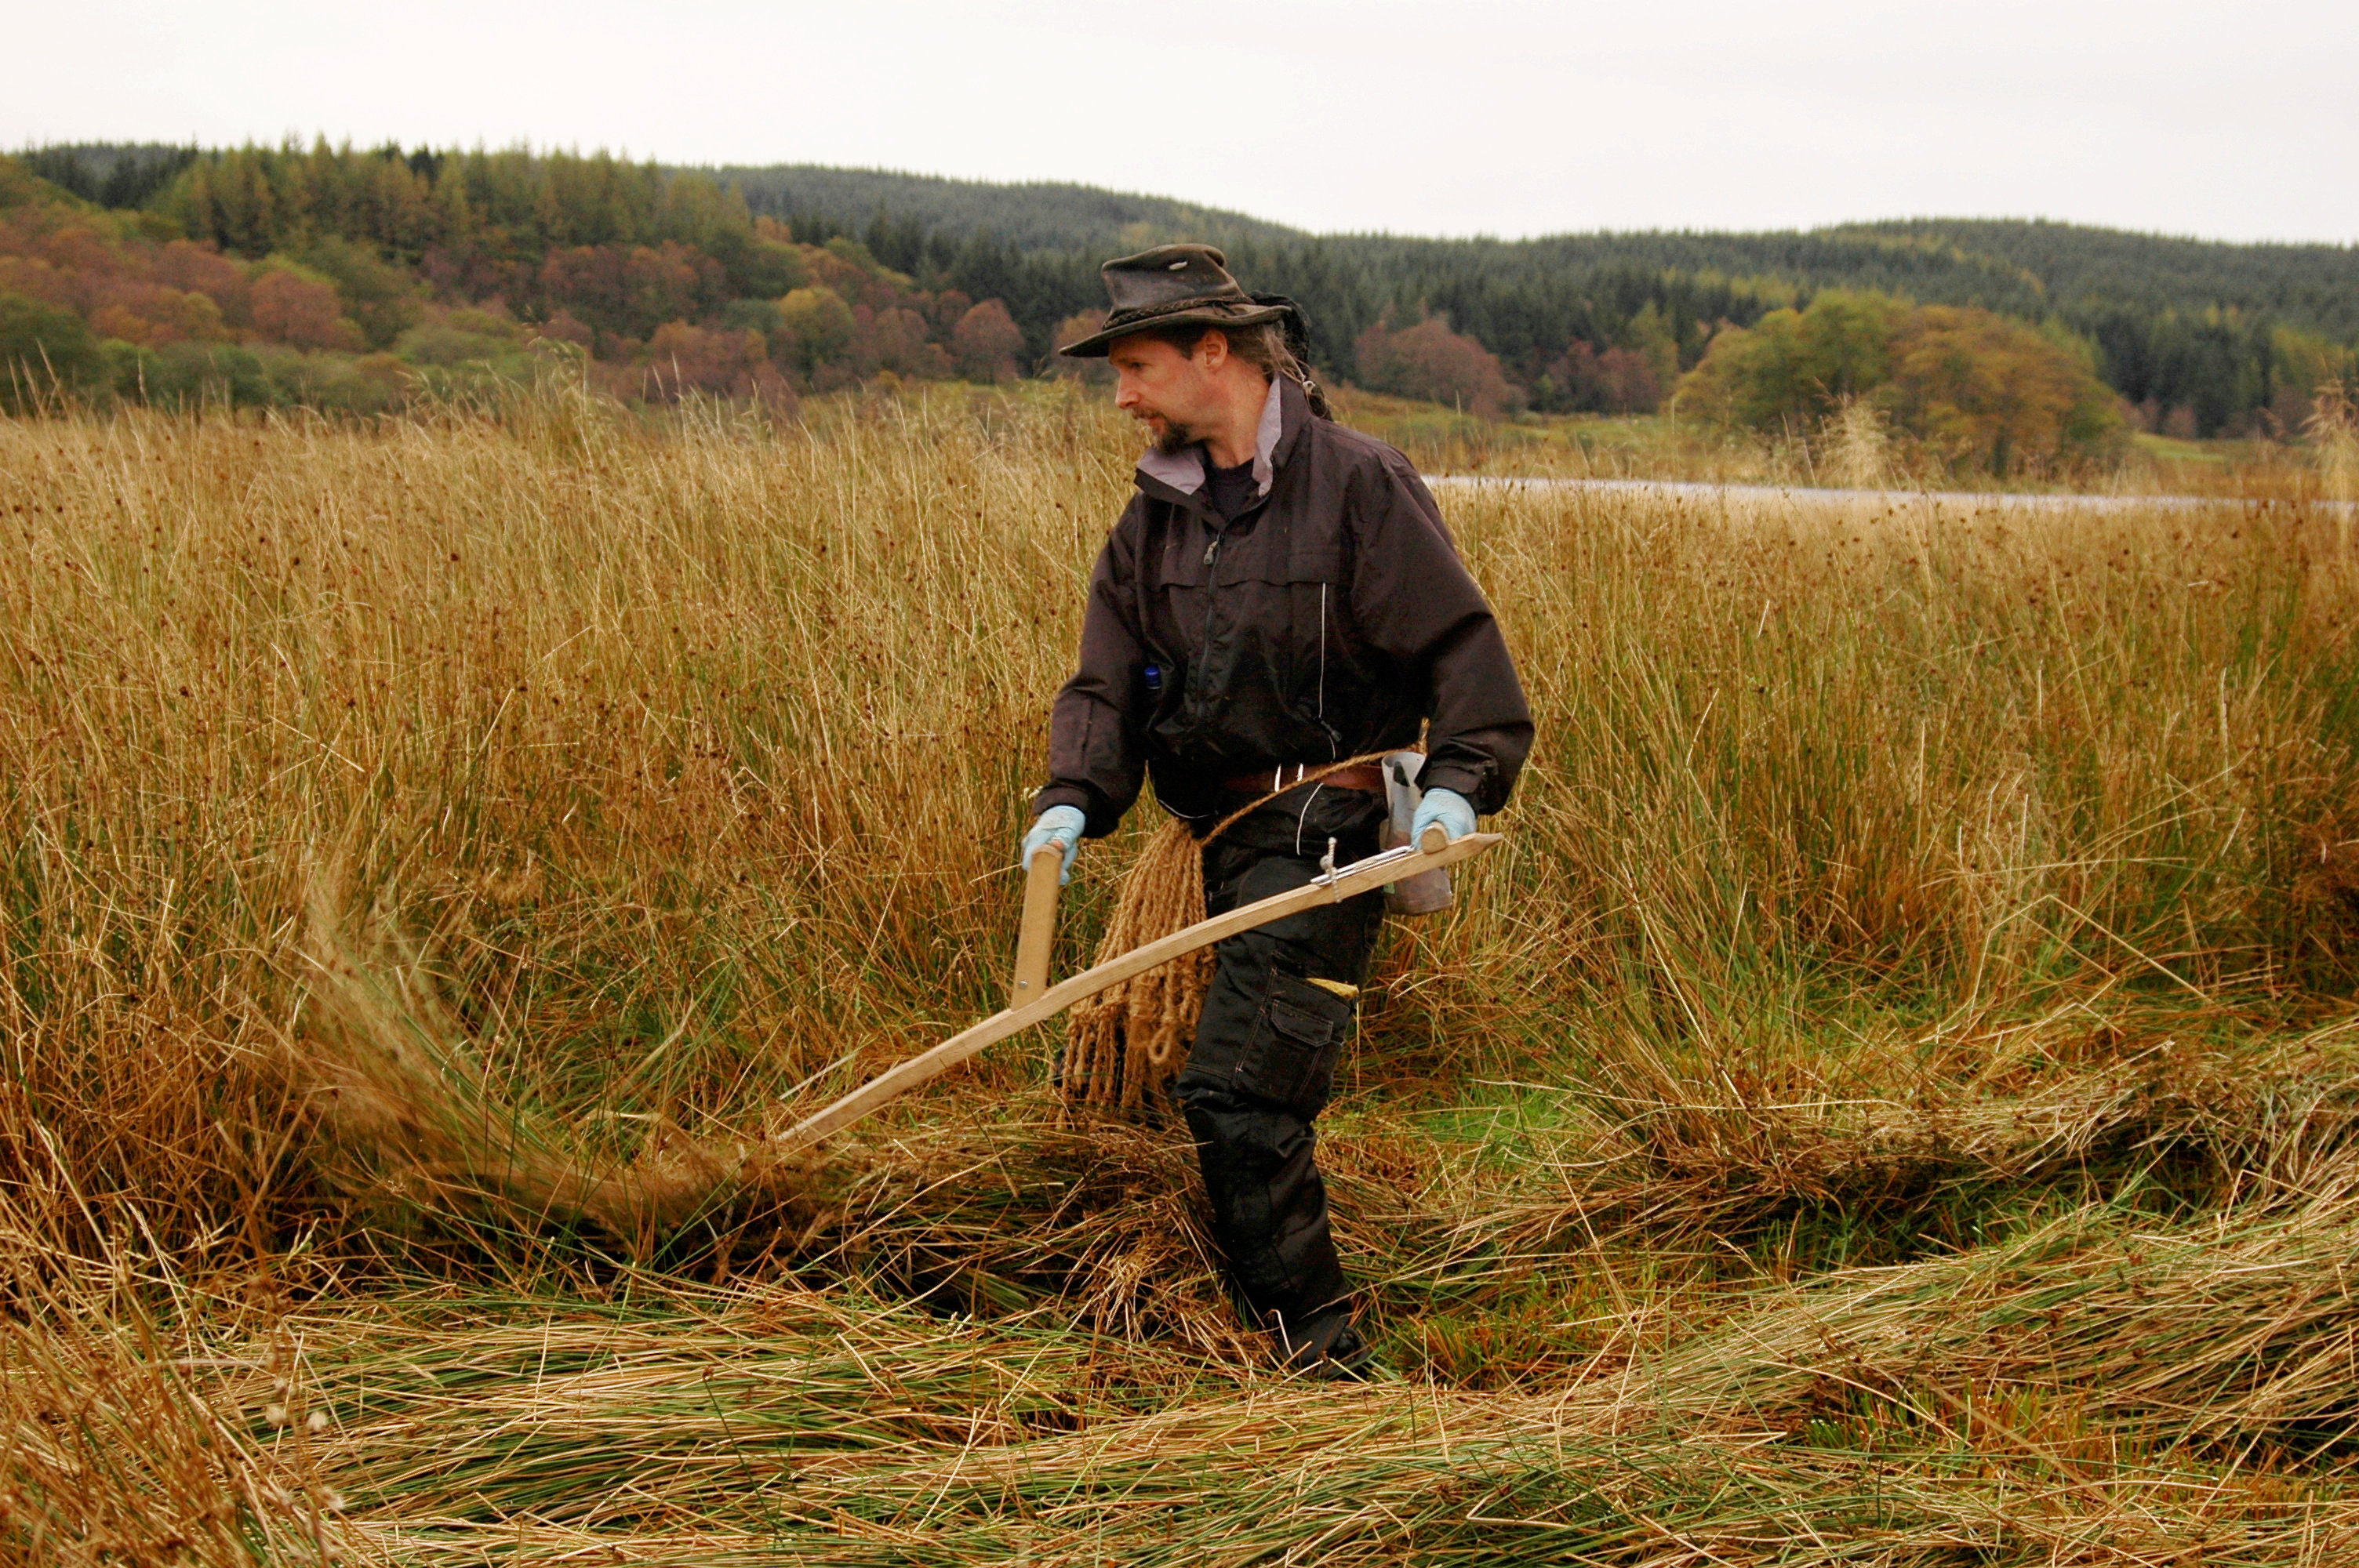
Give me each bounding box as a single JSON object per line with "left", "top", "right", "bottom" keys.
{"left": 1133, "top": 376, "right": 1307, "bottom": 506}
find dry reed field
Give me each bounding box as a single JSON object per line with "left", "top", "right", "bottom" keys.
{"left": 5, "top": 380, "right": 2359, "bottom": 1563}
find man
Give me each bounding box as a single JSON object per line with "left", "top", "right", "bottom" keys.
{"left": 1023, "top": 245, "right": 1532, "bottom": 1377}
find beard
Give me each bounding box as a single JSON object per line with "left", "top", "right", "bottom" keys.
{"left": 1142, "top": 410, "right": 1200, "bottom": 456}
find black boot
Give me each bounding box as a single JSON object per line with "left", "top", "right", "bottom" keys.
{"left": 1277, "top": 1308, "right": 1381, "bottom": 1381}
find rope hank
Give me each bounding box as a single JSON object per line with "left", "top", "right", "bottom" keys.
{"left": 1054, "top": 753, "right": 1402, "bottom": 1119}
{"left": 1058, "top": 818, "right": 1209, "bottom": 1116}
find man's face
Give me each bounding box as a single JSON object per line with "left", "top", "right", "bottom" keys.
{"left": 1109, "top": 332, "right": 1221, "bottom": 454}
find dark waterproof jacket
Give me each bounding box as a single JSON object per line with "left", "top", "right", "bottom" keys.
{"left": 1036, "top": 376, "right": 1532, "bottom": 836}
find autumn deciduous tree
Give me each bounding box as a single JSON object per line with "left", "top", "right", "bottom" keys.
{"left": 0, "top": 290, "right": 108, "bottom": 411}
{"left": 1045, "top": 310, "right": 1114, "bottom": 383}
{"left": 949, "top": 299, "right": 1023, "bottom": 382}
{"left": 300, "top": 234, "right": 423, "bottom": 348}
{"left": 862, "top": 306, "right": 947, "bottom": 379}
{"left": 247, "top": 266, "right": 362, "bottom": 352}
{"left": 1674, "top": 291, "right": 2121, "bottom": 474}
{"left": 775, "top": 286, "right": 855, "bottom": 380}
{"left": 528, "top": 309, "right": 594, "bottom": 350}
{"left": 151, "top": 241, "right": 249, "bottom": 325}
{"left": 1537, "top": 302, "right": 1680, "bottom": 414}
{"left": 929, "top": 290, "right": 974, "bottom": 334}
{"left": 537, "top": 242, "right": 729, "bottom": 343}
{"left": 726, "top": 220, "right": 810, "bottom": 299}
{"left": 1543, "top": 342, "right": 1663, "bottom": 414}
{"left": 1353, "top": 315, "right": 1521, "bottom": 418}
{"left": 1880, "top": 307, "right": 2121, "bottom": 474}
{"left": 1672, "top": 291, "right": 1905, "bottom": 434}
{"left": 643, "top": 321, "right": 792, "bottom": 405}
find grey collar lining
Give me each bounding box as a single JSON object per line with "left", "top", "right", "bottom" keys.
{"left": 1134, "top": 377, "right": 1284, "bottom": 499}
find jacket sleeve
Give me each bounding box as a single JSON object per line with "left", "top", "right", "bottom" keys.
{"left": 1034, "top": 505, "right": 1149, "bottom": 837}
{"left": 1347, "top": 452, "right": 1533, "bottom": 815}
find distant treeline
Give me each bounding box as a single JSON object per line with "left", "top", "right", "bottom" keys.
{"left": 9, "top": 141, "right": 2359, "bottom": 437}
{"left": 770, "top": 180, "right": 2358, "bottom": 437}
{"left": 1, "top": 143, "right": 1039, "bottom": 414}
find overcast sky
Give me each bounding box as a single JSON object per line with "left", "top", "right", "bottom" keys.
{"left": 9, "top": 0, "right": 2354, "bottom": 245}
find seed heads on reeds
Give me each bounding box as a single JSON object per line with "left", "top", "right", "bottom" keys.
{"left": 2308, "top": 379, "right": 2359, "bottom": 506}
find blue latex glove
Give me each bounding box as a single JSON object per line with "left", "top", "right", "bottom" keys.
{"left": 1408, "top": 786, "right": 1476, "bottom": 848}
{"left": 1022, "top": 805, "right": 1087, "bottom": 886}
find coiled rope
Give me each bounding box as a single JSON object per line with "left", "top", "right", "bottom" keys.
{"left": 1056, "top": 755, "right": 1395, "bottom": 1116}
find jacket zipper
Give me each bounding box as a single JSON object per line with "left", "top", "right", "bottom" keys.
{"left": 1191, "top": 527, "right": 1223, "bottom": 710}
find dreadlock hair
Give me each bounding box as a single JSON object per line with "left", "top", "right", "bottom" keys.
{"left": 1151, "top": 320, "right": 1333, "bottom": 419}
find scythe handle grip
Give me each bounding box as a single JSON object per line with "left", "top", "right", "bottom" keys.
{"left": 1010, "top": 843, "right": 1063, "bottom": 1006}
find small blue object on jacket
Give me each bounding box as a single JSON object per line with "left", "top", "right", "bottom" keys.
{"left": 1022, "top": 804, "right": 1088, "bottom": 886}
{"left": 1408, "top": 787, "right": 1476, "bottom": 848}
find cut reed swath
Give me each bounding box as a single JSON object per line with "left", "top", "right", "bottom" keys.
{"left": 140, "top": 1190, "right": 2359, "bottom": 1561}
{"left": 300, "top": 829, "right": 1494, "bottom": 1243}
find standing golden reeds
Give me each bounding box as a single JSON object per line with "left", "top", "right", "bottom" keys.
{"left": 4, "top": 381, "right": 2359, "bottom": 1560}
{"left": 2, "top": 386, "right": 2354, "bottom": 1246}
{"left": 1823, "top": 395, "right": 1895, "bottom": 492}
{"left": 2310, "top": 379, "right": 2359, "bottom": 503}
{"left": 2309, "top": 378, "right": 2358, "bottom": 579}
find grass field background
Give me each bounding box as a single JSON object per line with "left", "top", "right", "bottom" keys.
{"left": 5, "top": 381, "right": 2359, "bottom": 1562}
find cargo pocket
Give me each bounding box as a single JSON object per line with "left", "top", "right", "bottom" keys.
{"left": 1235, "top": 972, "right": 1354, "bottom": 1119}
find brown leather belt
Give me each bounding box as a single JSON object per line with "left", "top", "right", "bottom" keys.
{"left": 1222, "top": 762, "right": 1386, "bottom": 796}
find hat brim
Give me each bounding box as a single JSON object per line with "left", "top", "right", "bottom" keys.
{"left": 1056, "top": 299, "right": 1290, "bottom": 358}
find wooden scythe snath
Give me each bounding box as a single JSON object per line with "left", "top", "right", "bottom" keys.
{"left": 774, "top": 827, "right": 1499, "bottom": 1156}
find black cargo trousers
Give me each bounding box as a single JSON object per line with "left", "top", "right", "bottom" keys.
{"left": 1171, "top": 786, "right": 1390, "bottom": 1358}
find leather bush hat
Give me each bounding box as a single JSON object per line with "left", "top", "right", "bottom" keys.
{"left": 1057, "top": 243, "right": 1291, "bottom": 358}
